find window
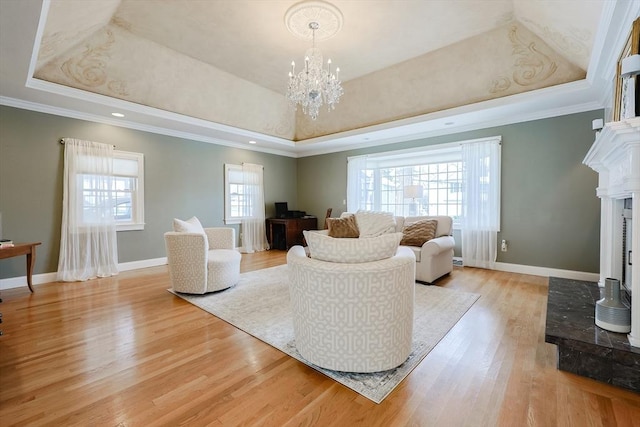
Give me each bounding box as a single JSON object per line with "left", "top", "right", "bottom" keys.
{"left": 225, "top": 163, "right": 261, "bottom": 224}
{"left": 347, "top": 137, "right": 501, "bottom": 229}
{"left": 79, "top": 150, "right": 145, "bottom": 231}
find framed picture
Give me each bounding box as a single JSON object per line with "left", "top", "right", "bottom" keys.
{"left": 614, "top": 17, "right": 640, "bottom": 121}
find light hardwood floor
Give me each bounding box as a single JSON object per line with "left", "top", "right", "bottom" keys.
{"left": 1, "top": 250, "right": 638, "bottom": 426}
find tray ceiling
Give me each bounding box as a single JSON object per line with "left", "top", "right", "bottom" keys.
{"left": 1, "top": 0, "right": 635, "bottom": 156}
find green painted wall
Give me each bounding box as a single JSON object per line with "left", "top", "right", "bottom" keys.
{"left": 0, "top": 106, "right": 603, "bottom": 279}
{"left": 0, "top": 106, "right": 297, "bottom": 279}
{"left": 297, "top": 110, "right": 603, "bottom": 273}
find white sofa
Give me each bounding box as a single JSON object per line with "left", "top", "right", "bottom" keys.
{"left": 287, "top": 243, "right": 415, "bottom": 373}
{"left": 395, "top": 215, "right": 455, "bottom": 284}
{"left": 337, "top": 212, "right": 455, "bottom": 284}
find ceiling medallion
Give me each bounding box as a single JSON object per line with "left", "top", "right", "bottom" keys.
{"left": 285, "top": 0, "right": 343, "bottom": 41}
{"left": 285, "top": 1, "right": 344, "bottom": 120}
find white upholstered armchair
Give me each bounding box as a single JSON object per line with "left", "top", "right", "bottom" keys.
{"left": 164, "top": 225, "right": 241, "bottom": 294}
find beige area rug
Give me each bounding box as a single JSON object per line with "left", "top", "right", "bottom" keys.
{"left": 169, "top": 265, "right": 479, "bottom": 404}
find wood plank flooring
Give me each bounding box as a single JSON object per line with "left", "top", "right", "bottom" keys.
{"left": 0, "top": 250, "right": 638, "bottom": 426}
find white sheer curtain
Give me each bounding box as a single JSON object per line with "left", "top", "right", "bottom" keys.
{"left": 347, "top": 155, "right": 368, "bottom": 212}
{"left": 461, "top": 138, "right": 501, "bottom": 269}
{"left": 57, "top": 139, "right": 118, "bottom": 281}
{"left": 241, "top": 163, "right": 269, "bottom": 253}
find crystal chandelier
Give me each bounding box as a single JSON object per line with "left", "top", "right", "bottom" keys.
{"left": 287, "top": 21, "right": 343, "bottom": 120}
{"left": 286, "top": 7, "right": 343, "bottom": 120}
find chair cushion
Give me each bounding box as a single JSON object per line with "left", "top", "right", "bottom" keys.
{"left": 400, "top": 219, "right": 438, "bottom": 247}
{"left": 304, "top": 230, "right": 402, "bottom": 263}
{"left": 354, "top": 210, "right": 396, "bottom": 237}
{"left": 173, "top": 216, "right": 205, "bottom": 234}
{"left": 173, "top": 216, "right": 208, "bottom": 251}
{"left": 326, "top": 215, "right": 359, "bottom": 238}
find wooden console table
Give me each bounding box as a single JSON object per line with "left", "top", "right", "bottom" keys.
{"left": 266, "top": 217, "right": 317, "bottom": 250}
{"left": 0, "top": 242, "right": 41, "bottom": 292}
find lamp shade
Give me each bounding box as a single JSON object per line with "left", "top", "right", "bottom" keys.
{"left": 621, "top": 54, "right": 640, "bottom": 78}
{"left": 404, "top": 185, "right": 423, "bottom": 199}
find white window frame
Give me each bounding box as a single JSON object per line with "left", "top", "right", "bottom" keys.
{"left": 224, "top": 163, "right": 243, "bottom": 224}
{"left": 112, "top": 150, "right": 145, "bottom": 231}
{"left": 347, "top": 137, "right": 501, "bottom": 230}
{"left": 78, "top": 150, "right": 145, "bottom": 231}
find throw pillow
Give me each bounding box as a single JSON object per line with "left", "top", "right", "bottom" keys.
{"left": 173, "top": 216, "right": 206, "bottom": 234}
{"left": 354, "top": 210, "right": 396, "bottom": 237}
{"left": 400, "top": 219, "right": 438, "bottom": 247}
{"left": 326, "top": 215, "right": 359, "bottom": 238}
{"left": 304, "top": 230, "right": 402, "bottom": 263}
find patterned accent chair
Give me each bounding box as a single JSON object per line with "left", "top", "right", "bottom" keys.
{"left": 164, "top": 227, "right": 241, "bottom": 294}
{"left": 287, "top": 243, "right": 415, "bottom": 373}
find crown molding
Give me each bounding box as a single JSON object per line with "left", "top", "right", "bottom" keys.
{"left": 24, "top": 78, "right": 296, "bottom": 149}
{"left": 2, "top": 73, "right": 606, "bottom": 160}
{"left": 588, "top": 0, "right": 640, "bottom": 84}
{"left": 293, "top": 80, "right": 605, "bottom": 157}
{"left": 0, "top": 95, "right": 300, "bottom": 158}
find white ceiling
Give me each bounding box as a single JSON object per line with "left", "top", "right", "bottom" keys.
{"left": 1, "top": 0, "right": 638, "bottom": 157}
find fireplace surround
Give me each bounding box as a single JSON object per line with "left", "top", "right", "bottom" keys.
{"left": 583, "top": 117, "right": 640, "bottom": 348}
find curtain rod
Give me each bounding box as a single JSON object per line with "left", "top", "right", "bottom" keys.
{"left": 59, "top": 138, "right": 116, "bottom": 148}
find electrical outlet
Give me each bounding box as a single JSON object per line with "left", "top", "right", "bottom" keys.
{"left": 501, "top": 239, "right": 508, "bottom": 252}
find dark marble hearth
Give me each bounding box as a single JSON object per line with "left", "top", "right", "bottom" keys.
{"left": 545, "top": 277, "right": 639, "bottom": 392}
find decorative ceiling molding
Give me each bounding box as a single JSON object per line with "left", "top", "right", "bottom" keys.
{"left": 284, "top": 0, "right": 343, "bottom": 41}
{"left": 30, "top": 0, "right": 604, "bottom": 142}
{"left": 1, "top": 0, "right": 636, "bottom": 158}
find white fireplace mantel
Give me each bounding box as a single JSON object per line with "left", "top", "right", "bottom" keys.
{"left": 583, "top": 117, "right": 640, "bottom": 347}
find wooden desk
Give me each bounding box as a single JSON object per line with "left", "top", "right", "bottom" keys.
{"left": 0, "top": 242, "right": 41, "bottom": 292}
{"left": 266, "top": 218, "right": 317, "bottom": 250}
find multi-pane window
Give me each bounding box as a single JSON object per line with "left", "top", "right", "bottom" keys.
{"left": 347, "top": 136, "right": 501, "bottom": 230}
{"left": 348, "top": 139, "right": 500, "bottom": 229}
{"left": 225, "top": 164, "right": 245, "bottom": 222}
{"left": 369, "top": 161, "right": 462, "bottom": 220}
{"left": 224, "top": 164, "right": 259, "bottom": 224}
{"left": 349, "top": 144, "right": 464, "bottom": 224}
{"left": 79, "top": 151, "right": 145, "bottom": 231}
{"left": 356, "top": 161, "right": 463, "bottom": 221}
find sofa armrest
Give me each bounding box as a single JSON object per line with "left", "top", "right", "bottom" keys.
{"left": 205, "top": 227, "right": 235, "bottom": 250}
{"left": 287, "top": 245, "right": 307, "bottom": 263}
{"left": 421, "top": 235, "right": 455, "bottom": 256}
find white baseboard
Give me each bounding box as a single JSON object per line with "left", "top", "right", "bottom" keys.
{"left": 492, "top": 262, "right": 599, "bottom": 282}
{"left": 0, "top": 257, "right": 168, "bottom": 291}
{"left": 118, "top": 257, "right": 167, "bottom": 272}
{"left": 0, "top": 272, "right": 59, "bottom": 290}
{"left": 0, "top": 257, "right": 599, "bottom": 291}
